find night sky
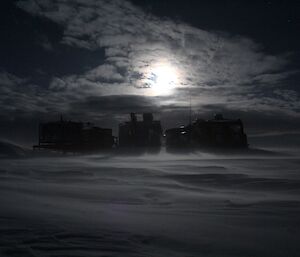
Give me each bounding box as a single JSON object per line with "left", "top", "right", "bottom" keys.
{"left": 1, "top": 0, "right": 300, "bottom": 145}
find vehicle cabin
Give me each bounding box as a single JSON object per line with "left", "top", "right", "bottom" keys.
{"left": 119, "top": 113, "right": 162, "bottom": 148}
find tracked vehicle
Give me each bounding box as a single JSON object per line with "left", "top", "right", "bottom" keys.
{"left": 165, "top": 114, "right": 248, "bottom": 149}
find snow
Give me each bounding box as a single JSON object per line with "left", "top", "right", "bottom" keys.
{"left": 0, "top": 148, "right": 300, "bottom": 256}
{"left": 0, "top": 141, "right": 28, "bottom": 158}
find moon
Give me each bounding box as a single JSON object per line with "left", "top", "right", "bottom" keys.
{"left": 146, "top": 63, "right": 178, "bottom": 95}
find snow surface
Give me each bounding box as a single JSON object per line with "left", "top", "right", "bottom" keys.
{"left": 0, "top": 148, "right": 300, "bottom": 257}
{"left": 0, "top": 141, "right": 28, "bottom": 159}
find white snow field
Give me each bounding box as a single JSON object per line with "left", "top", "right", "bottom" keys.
{"left": 0, "top": 148, "right": 300, "bottom": 257}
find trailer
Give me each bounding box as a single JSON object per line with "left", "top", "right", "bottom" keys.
{"left": 33, "top": 117, "right": 114, "bottom": 152}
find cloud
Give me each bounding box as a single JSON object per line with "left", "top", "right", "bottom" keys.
{"left": 85, "top": 64, "right": 124, "bottom": 82}
{"left": 8, "top": 0, "right": 300, "bottom": 127}
{"left": 0, "top": 71, "right": 40, "bottom": 118}
{"left": 0, "top": 71, "right": 71, "bottom": 119}
{"left": 253, "top": 70, "right": 298, "bottom": 85}
{"left": 70, "top": 95, "right": 159, "bottom": 117}
{"left": 0, "top": 71, "right": 27, "bottom": 86}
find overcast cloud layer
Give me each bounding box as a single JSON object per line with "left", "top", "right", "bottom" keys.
{"left": 0, "top": 0, "right": 299, "bottom": 140}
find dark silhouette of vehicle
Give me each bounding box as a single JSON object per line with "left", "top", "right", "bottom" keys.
{"left": 33, "top": 116, "right": 114, "bottom": 152}
{"left": 118, "top": 113, "right": 162, "bottom": 149}
{"left": 165, "top": 114, "right": 248, "bottom": 148}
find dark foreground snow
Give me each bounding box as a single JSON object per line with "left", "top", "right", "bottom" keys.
{"left": 0, "top": 148, "right": 300, "bottom": 257}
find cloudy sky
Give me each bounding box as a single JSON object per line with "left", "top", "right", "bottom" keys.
{"left": 1, "top": 0, "right": 300, "bottom": 144}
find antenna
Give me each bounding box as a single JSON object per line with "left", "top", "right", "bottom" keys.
{"left": 189, "top": 87, "right": 192, "bottom": 126}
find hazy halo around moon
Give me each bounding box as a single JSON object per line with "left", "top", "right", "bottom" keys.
{"left": 143, "top": 61, "right": 180, "bottom": 96}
